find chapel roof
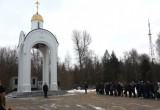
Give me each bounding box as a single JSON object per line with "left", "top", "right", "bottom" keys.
{"left": 31, "top": 12, "right": 43, "bottom": 21}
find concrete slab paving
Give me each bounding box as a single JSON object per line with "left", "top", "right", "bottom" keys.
{"left": 6, "top": 92, "right": 160, "bottom": 110}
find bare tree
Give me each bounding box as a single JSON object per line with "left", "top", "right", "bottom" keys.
{"left": 128, "top": 49, "right": 139, "bottom": 81}
{"left": 156, "top": 33, "right": 160, "bottom": 61}
{"left": 122, "top": 49, "right": 139, "bottom": 81}
{"left": 72, "top": 30, "right": 92, "bottom": 70}
{"left": 31, "top": 49, "right": 42, "bottom": 80}
{"left": 64, "top": 51, "right": 72, "bottom": 71}
{"left": 0, "top": 47, "right": 18, "bottom": 88}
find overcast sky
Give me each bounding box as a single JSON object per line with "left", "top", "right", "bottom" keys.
{"left": 0, "top": 0, "right": 160, "bottom": 62}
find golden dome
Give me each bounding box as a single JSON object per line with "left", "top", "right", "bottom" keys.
{"left": 31, "top": 13, "right": 43, "bottom": 21}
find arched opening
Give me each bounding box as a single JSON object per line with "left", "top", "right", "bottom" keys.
{"left": 30, "top": 43, "right": 51, "bottom": 90}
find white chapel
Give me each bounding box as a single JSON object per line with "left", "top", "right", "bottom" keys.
{"left": 17, "top": 1, "right": 58, "bottom": 92}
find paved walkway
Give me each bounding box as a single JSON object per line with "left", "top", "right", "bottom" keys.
{"left": 6, "top": 92, "right": 160, "bottom": 110}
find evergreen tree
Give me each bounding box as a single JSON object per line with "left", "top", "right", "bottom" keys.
{"left": 139, "top": 54, "right": 151, "bottom": 81}
{"left": 102, "top": 50, "right": 110, "bottom": 81}
{"left": 109, "top": 51, "right": 120, "bottom": 81}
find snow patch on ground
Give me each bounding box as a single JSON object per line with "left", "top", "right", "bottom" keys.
{"left": 67, "top": 89, "right": 96, "bottom": 94}
{"left": 15, "top": 107, "right": 28, "bottom": 110}
{"left": 89, "top": 104, "right": 106, "bottom": 110}
{"left": 76, "top": 104, "right": 87, "bottom": 109}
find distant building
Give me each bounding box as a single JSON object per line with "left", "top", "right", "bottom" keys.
{"left": 10, "top": 77, "right": 41, "bottom": 91}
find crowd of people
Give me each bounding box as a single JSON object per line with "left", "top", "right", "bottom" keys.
{"left": 0, "top": 80, "right": 160, "bottom": 110}
{"left": 95, "top": 81, "right": 160, "bottom": 100}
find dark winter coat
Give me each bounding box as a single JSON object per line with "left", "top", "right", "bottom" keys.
{"left": 43, "top": 84, "right": 48, "bottom": 92}
{"left": 0, "top": 93, "right": 6, "bottom": 110}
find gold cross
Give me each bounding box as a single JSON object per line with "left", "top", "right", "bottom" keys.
{"left": 35, "top": 0, "right": 40, "bottom": 14}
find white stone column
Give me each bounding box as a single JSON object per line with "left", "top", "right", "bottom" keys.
{"left": 50, "top": 49, "right": 58, "bottom": 91}
{"left": 41, "top": 47, "right": 49, "bottom": 87}
{"left": 18, "top": 45, "right": 24, "bottom": 92}
{"left": 19, "top": 49, "right": 31, "bottom": 92}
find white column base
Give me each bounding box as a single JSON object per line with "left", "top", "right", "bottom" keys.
{"left": 18, "top": 84, "right": 31, "bottom": 92}
{"left": 50, "top": 83, "right": 58, "bottom": 91}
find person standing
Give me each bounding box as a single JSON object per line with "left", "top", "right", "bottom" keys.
{"left": 0, "top": 83, "right": 6, "bottom": 110}
{"left": 105, "top": 82, "right": 110, "bottom": 95}
{"left": 43, "top": 83, "right": 48, "bottom": 98}
{"left": 96, "top": 82, "right": 99, "bottom": 94}
{"left": 84, "top": 82, "right": 88, "bottom": 94}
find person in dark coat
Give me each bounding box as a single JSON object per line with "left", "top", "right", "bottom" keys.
{"left": 128, "top": 83, "right": 132, "bottom": 97}
{"left": 43, "top": 83, "right": 48, "bottom": 98}
{"left": 117, "top": 82, "right": 121, "bottom": 96}
{"left": 0, "top": 83, "right": 6, "bottom": 110}
{"left": 124, "top": 82, "right": 128, "bottom": 97}
{"left": 95, "top": 82, "right": 99, "bottom": 94}
{"left": 105, "top": 82, "right": 110, "bottom": 95}
{"left": 109, "top": 82, "right": 113, "bottom": 96}
{"left": 131, "top": 82, "right": 136, "bottom": 97}
{"left": 0, "top": 84, "right": 5, "bottom": 94}
{"left": 84, "top": 82, "right": 88, "bottom": 94}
